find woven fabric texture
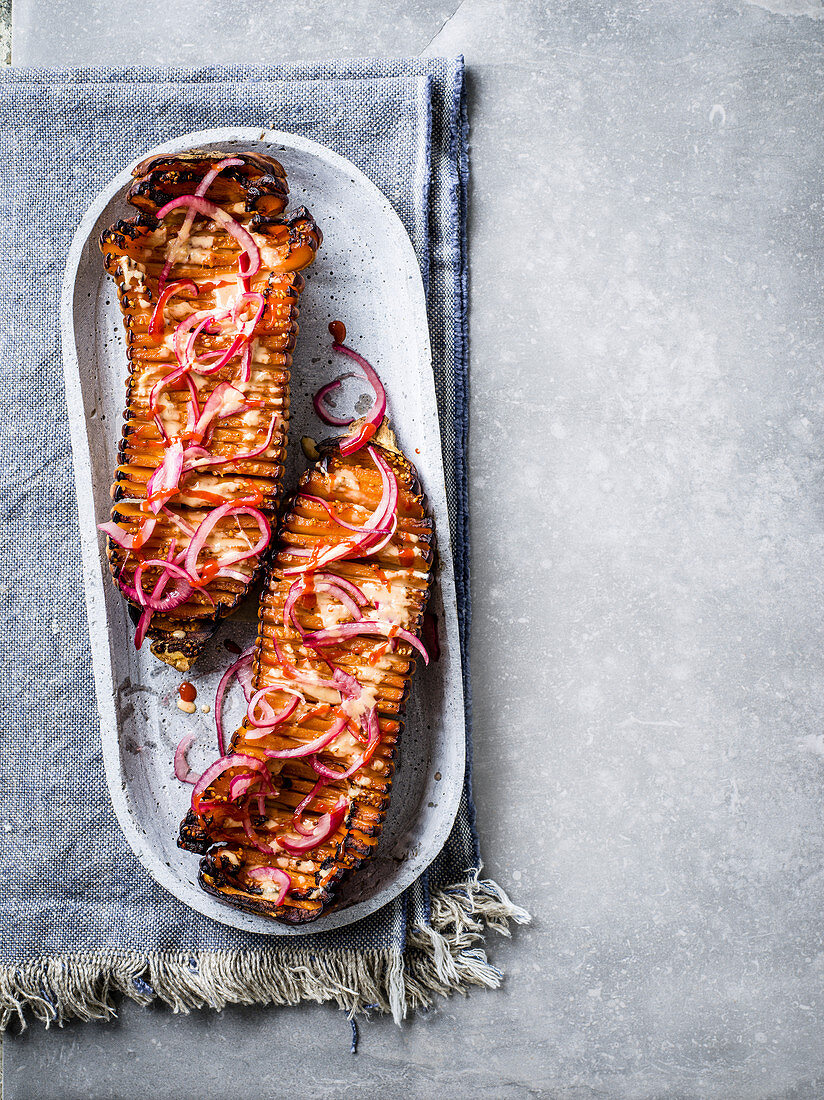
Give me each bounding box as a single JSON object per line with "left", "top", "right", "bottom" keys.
{"left": 0, "top": 60, "right": 517, "bottom": 1025}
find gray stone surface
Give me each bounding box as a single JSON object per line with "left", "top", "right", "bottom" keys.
{"left": 9, "top": 1, "right": 824, "bottom": 1097}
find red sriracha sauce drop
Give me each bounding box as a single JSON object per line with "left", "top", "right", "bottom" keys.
{"left": 179, "top": 681, "right": 197, "bottom": 704}
{"left": 328, "top": 320, "right": 346, "bottom": 345}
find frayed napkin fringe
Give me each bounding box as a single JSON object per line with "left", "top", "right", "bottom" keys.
{"left": 0, "top": 875, "right": 530, "bottom": 1032}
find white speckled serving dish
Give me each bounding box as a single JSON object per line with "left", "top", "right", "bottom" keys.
{"left": 60, "top": 127, "right": 465, "bottom": 936}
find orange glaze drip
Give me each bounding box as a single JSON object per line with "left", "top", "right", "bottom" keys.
{"left": 179, "top": 681, "right": 197, "bottom": 703}
{"left": 197, "top": 559, "right": 221, "bottom": 586}
{"left": 328, "top": 319, "right": 346, "bottom": 344}
{"left": 398, "top": 546, "right": 415, "bottom": 567}
{"left": 297, "top": 703, "right": 333, "bottom": 726}
{"left": 184, "top": 489, "right": 238, "bottom": 507}
{"left": 368, "top": 642, "right": 390, "bottom": 666}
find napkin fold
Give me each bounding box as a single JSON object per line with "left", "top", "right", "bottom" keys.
{"left": 0, "top": 57, "right": 528, "bottom": 1030}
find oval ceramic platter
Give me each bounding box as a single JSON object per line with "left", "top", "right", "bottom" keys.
{"left": 60, "top": 127, "right": 465, "bottom": 936}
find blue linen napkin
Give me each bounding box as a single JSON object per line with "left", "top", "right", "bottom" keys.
{"left": 0, "top": 58, "right": 528, "bottom": 1028}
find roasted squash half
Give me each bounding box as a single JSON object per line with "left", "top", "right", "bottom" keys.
{"left": 179, "top": 428, "right": 433, "bottom": 922}
{"left": 99, "top": 150, "right": 321, "bottom": 670}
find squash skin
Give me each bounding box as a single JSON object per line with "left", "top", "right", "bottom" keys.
{"left": 99, "top": 151, "right": 321, "bottom": 670}
{"left": 179, "top": 434, "right": 434, "bottom": 923}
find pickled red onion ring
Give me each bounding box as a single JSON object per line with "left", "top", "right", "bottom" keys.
{"left": 312, "top": 372, "right": 358, "bottom": 426}
{"left": 134, "top": 607, "right": 152, "bottom": 650}
{"left": 214, "top": 646, "right": 255, "bottom": 755}
{"left": 98, "top": 517, "right": 156, "bottom": 552}
{"left": 191, "top": 752, "right": 271, "bottom": 813}
{"left": 246, "top": 865, "right": 291, "bottom": 904}
{"left": 261, "top": 715, "right": 348, "bottom": 760}
{"left": 276, "top": 797, "right": 348, "bottom": 854}
{"left": 133, "top": 558, "right": 195, "bottom": 612}
{"left": 246, "top": 686, "right": 302, "bottom": 731}
{"left": 311, "top": 342, "right": 386, "bottom": 456}
{"left": 282, "top": 576, "right": 364, "bottom": 634}
{"left": 174, "top": 733, "right": 200, "bottom": 785}
{"left": 183, "top": 502, "right": 270, "bottom": 578}
{"left": 333, "top": 344, "right": 386, "bottom": 456}
{"left": 310, "top": 726, "right": 381, "bottom": 782}
{"left": 291, "top": 778, "right": 326, "bottom": 836}
{"left": 302, "top": 620, "right": 429, "bottom": 665}
{"left": 145, "top": 439, "right": 184, "bottom": 514}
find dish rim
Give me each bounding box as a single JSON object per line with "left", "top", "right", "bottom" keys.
{"left": 60, "top": 126, "right": 466, "bottom": 935}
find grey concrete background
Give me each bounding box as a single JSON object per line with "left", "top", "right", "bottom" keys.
{"left": 7, "top": 1, "right": 824, "bottom": 1097}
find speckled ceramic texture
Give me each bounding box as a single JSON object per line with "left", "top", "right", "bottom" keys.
{"left": 60, "top": 127, "right": 465, "bottom": 936}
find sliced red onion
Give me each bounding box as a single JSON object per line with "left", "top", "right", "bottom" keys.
{"left": 145, "top": 439, "right": 184, "bottom": 514}
{"left": 276, "top": 797, "right": 348, "bottom": 855}
{"left": 181, "top": 413, "right": 278, "bottom": 475}
{"left": 362, "top": 512, "right": 398, "bottom": 557}
{"left": 232, "top": 291, "right": 265, "bottom": 331}
{"left": 194, "top": 157, "right": 244, "bottom": 199}
{"left": 188, "top": 382, "right": 248, "bottom": 443}
{"left": 122, "top": 543, "right": 181, "bottom": 647}
{"left": 153, "top": 412, "right": 170, "bottom": 443}
{"left": 214, "top": 646, "right": 255, "bottom": 755}
{"left": 246, "top": 686, "right": 301, "bottom": 731}
{"left": 216, "top": 567, "right": 250, "bottom": 583}
{"left": 174, "top": 733, "right": 200, "bottom": 785}
{"left": 236, "top": 656, "right": 256, "bottom": 702}
{"left": 241, "top": 806, "right": 279, "bottom": 855}
{"left": 311, "top": 343, "right": 386, "bottom": 455}
{"left": 238, "top": 340, "right": 253, "bottom": 383}
{"left": 160, "top": 507, "right": 198, "bottom": 538}
{"left": 156, "top": 195, "right": 260, "bottom": 279}
{"left": 229, "top": 772, "right": 259, "bottom": 802}
{"left": 133, "top": 558, "right": 194, "bottom": 612}
{"left": 262, "top": 714, "right": 347, "bottom": 760}
{"left": 311, "top": 726, "right": 381, "bottom": 782}
{"left": 149, "top": 358, "right": 195, "bottom": 413}
{"left": 271, "top": 638, "right": 343, "bottom": 694}
{"left": 183, "top": 502, "right": 270, "bottom": 578}
{"left": 316, "top": 573, "right": 369, "bottom": 605}
{"left": 282, "top": 447, "right": 397, "bottom": 575}
{"left": 173, "top": 307, "right": 231, "bottom": 367}
{"left": 331, "top": 667, "right": 363, "bottom": 702}
{"left": 116, "top": 573, "right": 139, "bottom": 603}
{"left": 134, "top": 607, "right": 151, "bottom": 649}
{"left": 191, "top": 752, "right": 271, "bottom": 813}
{"left": 282, "top": 577, "right": 364, "bottom": 634}
{"left": 312, "top": 372, "right": 358, "bottom": 426}
{"left": 190, "top": 330, "right": 248, "bottom": 377}
{"left": 303, "top": 621, "right": 429, "bottom": 665}
{"left": 291, "top": 778, "right": 326, "bottom": 836}
{"left": 301, "top": 494, "right": 392, "bottom": 537}
{"left": 98, "top": 517, "right": 157, "bottom": 552}
{"left": 246, "top": 865, "right": 291, "bottom": 904}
